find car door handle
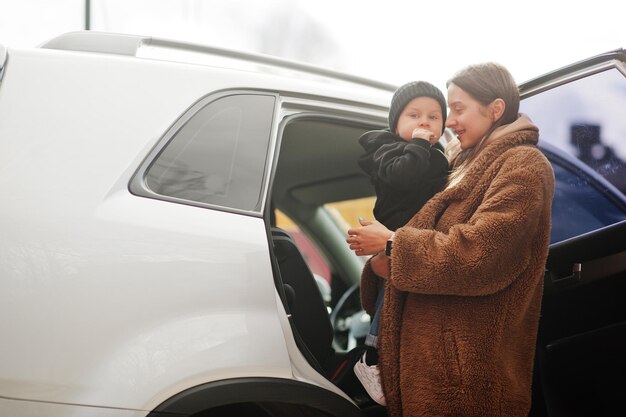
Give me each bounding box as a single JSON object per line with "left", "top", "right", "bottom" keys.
{"left": 545, "top": 251, "right": 626, "bottom": 293}
{"left": 549, "top": 263, "right": 582, "bottom": 285}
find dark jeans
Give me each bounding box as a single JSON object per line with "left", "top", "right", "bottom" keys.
{"left": 366, "top": 284, "right": 385, "bottom": 348}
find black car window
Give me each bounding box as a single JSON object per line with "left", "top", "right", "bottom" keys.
{"left": 142, "top": 94, "right": 275, "bottom": 212}
{"left": 521, "top": 68, "right": 626, "bottom": 242}
{"left": 548, "top": 157, "right": 626, "bottom": 243}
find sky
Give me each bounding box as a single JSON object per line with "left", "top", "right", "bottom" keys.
{"left": 0, "top": 0, "right": 623, "bottom": 92}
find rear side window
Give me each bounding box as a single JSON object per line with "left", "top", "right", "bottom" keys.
{"left": 133, "top": 93, "right": 275, "bottom": 212}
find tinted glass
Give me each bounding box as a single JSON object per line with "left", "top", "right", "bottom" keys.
{"left": 521, "top": 68, "right": 626, "bottom": 242}
{"left": 521, "top": 68, "right": 626, "bottom": 196}
{"left": 549, "top": 160, "right": 626, "bottom": 243}
{"left": 145, "top": 94, "right": 275, "bottom": 211}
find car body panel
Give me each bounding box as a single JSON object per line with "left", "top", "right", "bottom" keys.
{"left": 0, "top": 38, "right": 380, "bottom": 416}
{"left": 0, "top": 47, "right": 291, "bottom": 411}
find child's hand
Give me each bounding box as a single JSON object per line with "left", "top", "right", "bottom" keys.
{"left": 412, "top": 128, "right": 438, "bottom": 145}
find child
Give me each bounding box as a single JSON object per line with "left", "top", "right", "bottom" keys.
{"left": 353, "top": 81, "right": 449, "bottom": 406}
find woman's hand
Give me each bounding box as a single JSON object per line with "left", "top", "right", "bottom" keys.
{"left": 370, "top": 252, "right": 390, "bottom": 278}
{"left": 346, "top": 218, "right": 393, "bottom": 256}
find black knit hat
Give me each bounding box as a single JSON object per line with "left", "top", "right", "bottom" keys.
{"left": 388, "top": 81, "right": 447, "bottom": 134}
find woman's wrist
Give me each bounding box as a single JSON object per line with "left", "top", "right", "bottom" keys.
{"left": 377, "top": 231, "right": 393, "bottom": 252}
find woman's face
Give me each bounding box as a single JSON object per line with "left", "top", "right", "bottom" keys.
{"left": 446, "top": 83, "right": 494, "bottom": 150}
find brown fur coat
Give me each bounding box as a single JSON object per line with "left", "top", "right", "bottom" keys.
{"left": 361, "top": 115, "right": 554, "bottom": 417}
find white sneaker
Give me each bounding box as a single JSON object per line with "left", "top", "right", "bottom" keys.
{"left": 353, "top": 352, "right": 386, "bottom": 406}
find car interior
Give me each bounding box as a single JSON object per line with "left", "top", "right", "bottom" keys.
{"left": 268, "top": 116, "right": 383, "bottom": 408}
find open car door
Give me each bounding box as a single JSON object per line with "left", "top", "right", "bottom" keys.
{"left": 520, "top": 50, "right": 626, "bottom": 417}
{"left": 538, "top": 220, "right": 626, "bottom": 416}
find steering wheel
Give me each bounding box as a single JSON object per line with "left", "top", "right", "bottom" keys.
{"left": 330, "top": 283, "right": 370, "bottom": 351}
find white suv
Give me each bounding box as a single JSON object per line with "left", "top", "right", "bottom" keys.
{"left": 0, "top": 31, "right": 391, "bottom": 417}
{"left": 1, "top": 32, "right": 626, "bottom": 417}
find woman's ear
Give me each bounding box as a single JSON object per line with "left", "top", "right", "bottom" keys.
{"left": 490, "top": 98, "right": 506, "bottom": 122}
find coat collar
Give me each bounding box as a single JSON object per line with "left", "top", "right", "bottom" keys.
{"left": 445, "top": 114, "right": 539, "bottom": 196}
{"left": 411, "top": 115, "right": 539, "bottom": 230}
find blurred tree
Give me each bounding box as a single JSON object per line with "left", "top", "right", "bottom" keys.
{"left": 251, "top": 2, "right": 341, "bottom": 67}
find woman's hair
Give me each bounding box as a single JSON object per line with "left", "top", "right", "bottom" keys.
{"left": 445, "top": 62, "right": 519, "bottom": 170}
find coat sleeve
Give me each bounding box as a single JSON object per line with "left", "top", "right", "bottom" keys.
{"left": 357, "top": 131, "right": 396, "bottom": 177}
{"left": 389, "top": 150, "right": 554, "bottom": 297}
{"left": 373, "top": 138, "right": 433, "bottom": 189}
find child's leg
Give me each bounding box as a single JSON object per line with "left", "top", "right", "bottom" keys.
{"left": 363, "top": 283, "right": 384, "bottom": 367}
{"left": 354, "top": 290, "right": 387, "bottom": 407}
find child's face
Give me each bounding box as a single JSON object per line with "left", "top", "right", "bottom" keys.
{"left": 394, "top": 96, "right": 444, "bottom": 142}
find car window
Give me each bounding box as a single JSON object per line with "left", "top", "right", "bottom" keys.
{"left": 142, "top": 94, "right": 275, "bottom": 212}
{"left": 548, "top": 157, "right": 626, "bottom": 243}
{"left": 273, "top": 197, "right": 375, "bottom": 280}
{"left": 520, "top": 68, "right": 626, "bottom": 242}
{"left": 521, "top": 68, "right": 626, "bottom": 195}
{"left": 325, "top": 196, "right": 376, "bottom": 230}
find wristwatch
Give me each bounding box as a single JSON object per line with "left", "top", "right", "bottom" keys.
{"left": 385, "top": 239, "right": 393, "bottom": 256}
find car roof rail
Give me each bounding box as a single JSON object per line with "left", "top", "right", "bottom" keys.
{"left": 40, "top": 31, "right": 397, "bottom": 92}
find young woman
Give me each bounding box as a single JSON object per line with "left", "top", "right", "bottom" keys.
{"left": 346, "top": 62, "right": 554, "bottom": 417}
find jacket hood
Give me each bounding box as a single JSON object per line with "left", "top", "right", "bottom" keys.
{"left": 488, "top": 113, "right": 538, "bottom": 144}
